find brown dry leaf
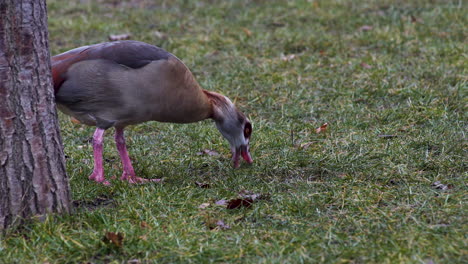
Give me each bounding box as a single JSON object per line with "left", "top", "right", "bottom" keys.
{"left": 109, "top": 33, "right": 131, "bottom": 41}
{"left": 315, "top": 123, "right": 328, "bottom": 133}
{"left": 196, "top": 149, "right": 220, "bottom": 156}
{"left": 138, "top": 235, "right": 147, "bottom": 241}
{"left": 226, "top": 198, "right": 254, "bottom": 209}
{"left": 195, "top": 181, "right": 210, "bottom": 188}
{"left": 241, "top": 27, "right": 252, "bottom": 37}
{"left": 103, "top": 231, "right": 124, "bottom": 247}
{"left": 359, "top": 25, "right": 373, "bottom": 31}
{"left": 140, "top": 221, "right": 150, "bottom": 229}
{"left": 360, "top": 62, "right": 372, "bottom": 69}
{"left": 198, "top": 203, "right": 210, "bottom": 209}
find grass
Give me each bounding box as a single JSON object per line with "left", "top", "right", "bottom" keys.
{"left": 1, "top": 0, "right": 467, "bottom": 263}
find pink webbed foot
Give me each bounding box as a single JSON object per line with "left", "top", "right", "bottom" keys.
{"left": 120, "top": 172, "right": 162, "bottom": 184}
{"left": 89, "top": 172, "right": 111, "bottom": 186}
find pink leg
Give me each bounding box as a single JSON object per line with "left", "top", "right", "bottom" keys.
{"left": 88, "top": 128, "right": 110, "bottom": 185}
{"left": 114, "top": 128, "right": 161, "bottom": 184}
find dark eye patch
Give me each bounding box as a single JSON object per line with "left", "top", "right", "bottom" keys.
{"left": 237, "top": 114, "right": 244, "bottom": 125}
{"left": 244, "top": 122, "right": 252, "bottom": 138}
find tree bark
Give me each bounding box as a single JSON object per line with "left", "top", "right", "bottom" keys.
{"left": 0, "top": 0, "right": 71, "bottom": 229}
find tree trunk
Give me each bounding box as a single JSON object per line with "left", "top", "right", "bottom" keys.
{"left": 0, "top": 0, "right": 71, "bottom": 229}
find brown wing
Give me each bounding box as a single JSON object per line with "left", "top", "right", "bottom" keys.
{"left": 51, "top": 41, "right": 171, "bottom": 94}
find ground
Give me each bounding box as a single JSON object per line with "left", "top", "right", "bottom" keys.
{"left": 1, "top": 0, "right": 466, "bottom": 263}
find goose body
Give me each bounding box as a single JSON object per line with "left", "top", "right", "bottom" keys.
{"left": 52, "top": 41, "right": 253, "bottom": 184}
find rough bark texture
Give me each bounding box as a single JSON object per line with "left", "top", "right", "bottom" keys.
{"left": 0, "top": 0, "right": 71, "bottom": 229}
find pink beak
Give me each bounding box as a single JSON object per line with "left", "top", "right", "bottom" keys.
{"left": 232, "top": 145, "right": 253, "bottom": 168}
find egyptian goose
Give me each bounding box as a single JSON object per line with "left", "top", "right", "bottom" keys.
{"left": 52, "top": 41, "right": 253, "bottom": 185}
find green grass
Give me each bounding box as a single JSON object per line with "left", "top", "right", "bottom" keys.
{"left": 1, "top": 0, "right": 467, "bottom": 263}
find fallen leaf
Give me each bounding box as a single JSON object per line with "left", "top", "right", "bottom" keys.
{"left": 198, "top": 203, "right": 210, "bottom": 209}
{"left": 432, "top": 181, "right": 453, "bottom": 190}
{"left": 138, "top": 235, "right": 147, "bottom": 241}
{"left": 359, "top": 25, "right": 373, "bottom": 31}
{"left": 281, "top": 54, "right": 296, "bottom": 61}
{"left": 195, "top": 181, "right": 210, "bottom": 188}
{"left": 378, "top": 134, "right": 398, "bottom": 139}
{"left": 315, "top": 123, "right": 328, "bottom": 133}
{"left": 127, "top": 259, "right": 141, "bottom": 264}
{"left": 103, "top": 232, "right": 124, "bottom": 247}
{"left": 215, "top": 220, "right": 231, "bottom": 230}
{"left": 215, "top": 199, "right": 228, "bottom": 206}
{"left": 226, "top": 198, "right": 253, "bottom": 209}
{"left": 196, "top": 149, "right": 220, "bottom": 156}
{"left": 360, "top": 62, "right": 372, "bottom": 69}
{"left": 108, "top": 33, "right": 131, "bottom": 41}
{"left": 241, "top": 27, "right": 252, "bottom": 37}
{"left": 140, "top": 221, "right": 150, "bottom": 229}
